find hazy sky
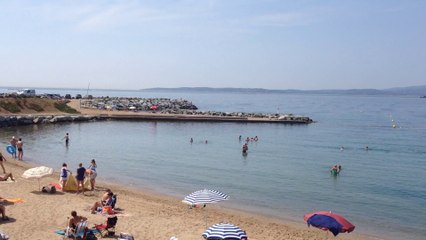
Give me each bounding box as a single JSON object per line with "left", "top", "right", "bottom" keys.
{"left": 0, "top": 1, "right": 425, "bottom": 90}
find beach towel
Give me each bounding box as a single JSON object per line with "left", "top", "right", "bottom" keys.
{"left": 49, "top": 183, "right": 62, "bottom": 189}
{"left": 5, "top": 198, "right": 25, "bottom": 203}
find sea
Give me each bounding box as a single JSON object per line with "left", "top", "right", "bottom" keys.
{"left": 1, "top": 87, "right": 425, "bottom": 239}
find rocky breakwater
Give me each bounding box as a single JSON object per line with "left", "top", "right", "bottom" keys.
{"left": 0, "top": 115, "right": 99, "bottom": 128}
{"left": 81, "top": 97, "right": 197, "bottom": 111}
{"left": 81, "top": 97, "right": 313, "bottom": 124}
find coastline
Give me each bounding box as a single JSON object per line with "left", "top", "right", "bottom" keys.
{"left": 1, "top": 157, "right": 382, "bottom": 239}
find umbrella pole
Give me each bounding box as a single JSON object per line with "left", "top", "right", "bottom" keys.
{"left": 204, "top": 207, "right": 208, "bottom": 228}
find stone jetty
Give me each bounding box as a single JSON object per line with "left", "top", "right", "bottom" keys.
{"left": 0, "top": 115, "right": 99, "bottom": 128}
{"left": 80, "top": 97, "right": 314, "bottom": 124}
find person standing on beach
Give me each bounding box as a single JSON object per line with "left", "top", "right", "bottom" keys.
{"left": 76, "top": 163, "right": 86, "bottom": 194}
{"left": 0, "top": 151, "right": 7, "bottom": 174}
{"left": 60, "top": 163, "right": 71, "bottom": 191}
{"left": 16, "top": 138, "right": 24, "bottom": 160}
{"left": 86, "top": 159, "right": 97, "bottom": 191}
{"left": 10, "top": 136, "right": 17, "bottom": 159}
{"left": 190, "top": 138, "right": 193, "bottom": 144}
{"left": 63, "top": 133, "right": 70, "bottom": 146}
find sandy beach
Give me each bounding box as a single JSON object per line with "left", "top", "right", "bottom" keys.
{"left": 0, "top": 157, "right": 382, "bottom": 240}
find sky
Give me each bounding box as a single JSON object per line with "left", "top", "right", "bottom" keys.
{"left": 0, "top": 0, "right": 425, "bottom": 90}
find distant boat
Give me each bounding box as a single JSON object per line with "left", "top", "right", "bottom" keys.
{"left": 420, "top": 96, "right": 426, "bottom": 98}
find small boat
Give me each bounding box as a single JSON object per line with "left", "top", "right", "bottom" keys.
{"left": 420, "top": 96, "right": 426, "bottom": 98}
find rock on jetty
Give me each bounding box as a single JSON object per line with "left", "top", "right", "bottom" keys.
{"left": 0, "top": 115, "right": 99, "bottom": 128}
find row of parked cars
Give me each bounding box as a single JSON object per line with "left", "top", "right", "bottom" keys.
{"left": 0, "top": 89, "right": 93, "bottom": 100}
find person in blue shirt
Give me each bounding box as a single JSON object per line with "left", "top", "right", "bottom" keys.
{"left": 76, "top": 163, "right": 86, "bottom": 194}
{"left": 60, "top": 163, "right": 72, "bottom": 191}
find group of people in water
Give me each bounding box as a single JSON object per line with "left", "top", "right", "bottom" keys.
{"left": 240, "top": 135, "right": 258, "bottom": 154}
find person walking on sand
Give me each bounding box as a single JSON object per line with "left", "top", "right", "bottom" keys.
{"left": 0, "top": 151, "right": 7, "bottom": 174}
{"left": 10, "top": 136, "right": 17, "bottom": 159}
{"left": 76, "top": 163, "right": 86, "bottom": 194}
{"left": 86, "top": 159, "right": 97, "bottom": 191}
{"left": 17, "top": 138, "right": 24, "bottom": 160}
{"left": 63, "top": 133, "right": 70, "bottom": 146}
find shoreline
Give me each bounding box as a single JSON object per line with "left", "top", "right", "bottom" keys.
{"left": 1, "top": 157, "right": 382, "bottom": 239}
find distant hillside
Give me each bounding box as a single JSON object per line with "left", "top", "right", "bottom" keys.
{"left": 141, "top": 85, "right": 426, "bottom": 96}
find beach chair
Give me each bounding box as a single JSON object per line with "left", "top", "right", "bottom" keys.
{"left": 111, "top": 194, "right": 117, "bottom": 209}
{"left": 64, "top": 221, "right": 98, "bottom": 240}
{"left": 94, "top": 216, "right": 118, "bottom": 237}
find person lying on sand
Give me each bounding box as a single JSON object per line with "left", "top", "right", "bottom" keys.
{"left": 0, "top": 173, "right": 15, "bottom": 181}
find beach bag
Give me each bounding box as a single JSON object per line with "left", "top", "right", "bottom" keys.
{"left": 118, "top": 232, "right": 134, "bottom": 240}
{"left": 42, "top": 185, "right": 56, "bottom": 194}
{"left": 0, "top": 231, "right": 9, "bottom": 240}
{"left": 85, "top": 231, "right": 97, "bottom": 240}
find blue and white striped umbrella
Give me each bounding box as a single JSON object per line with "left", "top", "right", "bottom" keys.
{"left": 182, "top": 189, "right": 229, "bottom": 205}
{"left": 202, "top": 223, "right": 247, "bottom": 240}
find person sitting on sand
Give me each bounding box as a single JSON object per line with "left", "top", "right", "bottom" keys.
{"left": 0, "top": 197, "right": 11, "bottom": 221}
{"left": 91, "top": 191, "right": 114, "bottom": 214}
{"left": 68, "top": 211, "right": 87, "bottom": 230}
{"left": 0, "top": 173, "right": 15, "bottom": 181}
{"left": 0, "top": 151, "right": 7, "bottom": 174}
{"left": 0, "top": 205, "right": 9, "bottom": 221}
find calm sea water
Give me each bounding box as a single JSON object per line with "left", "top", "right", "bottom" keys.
{"left": 1, "top": 88, "right": 425, "bottom": 239}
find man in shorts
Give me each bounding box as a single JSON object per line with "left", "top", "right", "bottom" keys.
{"left": 16, "top": 138, "right": 23, "bottom": 160}
{"left": 76, "top": 163, "right": 86, "bottom": 194}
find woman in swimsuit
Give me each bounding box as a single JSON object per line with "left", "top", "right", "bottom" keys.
{"left": 0, "top": 173, "right": 14, "bottom": 181}
{"left": 0, "top": 151, "right": 7, "bottom": 174}
{"left": 86, "top": 159, "right": 97, "bottom": 190}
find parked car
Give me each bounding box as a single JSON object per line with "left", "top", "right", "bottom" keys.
{"left": 17, "top": 89, "right": 36, "bottom": 97}
{"left": 65, "top": 94, "right": 72, "bottom": 99}
{"left": 76, "top": 94, "right": 82, "bottom": 99}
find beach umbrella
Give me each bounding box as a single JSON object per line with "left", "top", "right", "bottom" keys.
{"left": 202, "top": 223, "right": 247, "bottom": 240}
{"left": 304, "top": 211, "right": 355, "bottom": 236}
{"left": 150, "top": 105, "right": 158, "bottom": 110}
{"left": 22, "top": 166, "right": 54, "bottom": 191}
{"left": 182, "top": 189, "right": 229, "bottom": 205}
{"left": 183, "top": 189, "right": 229, "bottom": 227}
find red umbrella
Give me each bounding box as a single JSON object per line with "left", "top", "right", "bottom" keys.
{"left": 304, "top": 211, "right": 355, "bottom": 236}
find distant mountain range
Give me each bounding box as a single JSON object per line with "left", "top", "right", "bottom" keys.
{"left": 141, "top": 85, "right": 426, "bottom": 96}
